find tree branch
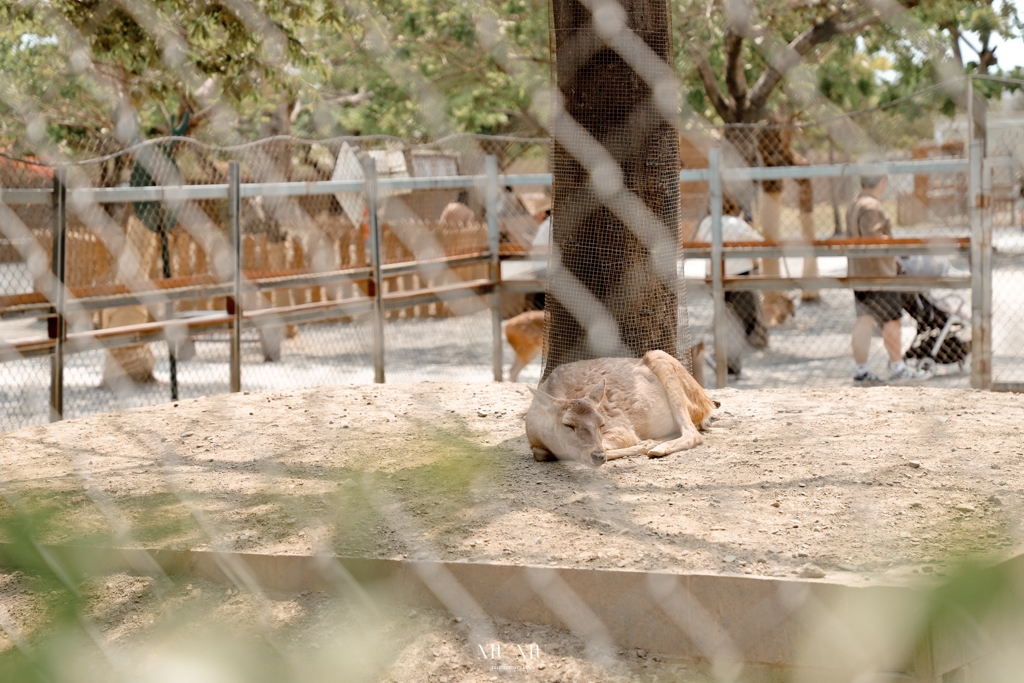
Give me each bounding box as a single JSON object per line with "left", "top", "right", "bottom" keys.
{"left": 978, "top": 34, "right": 997, "bottom": 75}
{"left": 322, "top": 89, "right": 374, "bottom": 106}
{"left": 746, "top": 1, "right": 920, "bottom": 115}
{"left": 723, "top": 29, "right": 747, "bottom": 116}
{"left": 185, "top": 102, "right": 218, "bottom": 128}
{"left": 695, "top": 52, "right": 735, "bottom": 121}
{"left": 956, "top": 30, "right": 980, "bottom": 59}
{"left": 945, "top": 24, "right": 965, "bottom": 70}
{"left": 747, "top": 16, "right": 843, "bottom": 113}
{"left": 833, "top": 13, "right": 886, "bottom": 36}
{"left": 513, "top": 107, "right": 549, "bottom": 139}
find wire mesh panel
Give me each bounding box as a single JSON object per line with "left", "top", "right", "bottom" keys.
{"left": 231, "top": 138, "right": 376, "bottom": 391}
{"left": 544, "top": 0, "right": 684, "bottom": 379}
{"left": 374, "top": 140, "right": 496, "bottom": 383}
{"left": 0, "top": 356, "right": 50, "bottom": 431}
{"left": 2, "top": 131, "right": 1016, "bottom": 425}
{"left": 691, "top": 100, "right": 978, "bottom": 389}
{"left": 988, "top": 129, "right": 1024, "bottom": 386}
{"left": 0, "top": 154, "right": 54, "bottom": 430}
{"left": 57, "top": 142, "right": 236, "bottom": 414}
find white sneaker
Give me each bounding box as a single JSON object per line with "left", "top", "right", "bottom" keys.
{"left": 853, "top": 370, "right": 884, "bottom": 386}
{"left": 889, "top": 364, "right": 932, "bottom": 383}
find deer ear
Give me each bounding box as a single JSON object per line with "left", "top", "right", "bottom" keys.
{"left": 527, "top": 386, "right": 556, "bottom": 408}
{"left": 586, "top": 379, "right": 606, "bottom": 405}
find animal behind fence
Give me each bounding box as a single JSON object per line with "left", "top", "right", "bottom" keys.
{"left": 504, "top": 309, "right": 707, "bottom": 387}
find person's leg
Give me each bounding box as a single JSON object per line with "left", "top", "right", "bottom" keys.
{"left": 722, "top": 293, "right": 745, "bottom": 376}
{"left": 882, "top": 318, "right": 903, "bottom": 363}
{"left": 852, "top": 315, "right": 874, "bottom": 366}
{"left": 878, "top": 293, "right": 930, "bottom": 380}
{"left": 746, "top": 292, "right": 769, "bottom": 348}
{"left": 798, "top": 178, "right": 820, "bottom": 301}
{"left": 728, "top": 291, "right": 757, "bottom": 336}
{"left": 730, "top": 290, "right": 768, "bottom": 348}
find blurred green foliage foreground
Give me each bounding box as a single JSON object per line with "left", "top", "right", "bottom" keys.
{"left": 3, "top": 498, "right": 1024, "bottom": 683}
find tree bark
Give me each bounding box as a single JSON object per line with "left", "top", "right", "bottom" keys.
{"left": 544, "top": 0, "right": 680, "bottom": 380}
{"left": 258, "top": 100, "right": 294, "bottom": 243}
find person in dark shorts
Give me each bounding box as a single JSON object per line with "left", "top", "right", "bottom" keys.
{"left": 854, "top": 290, "right": 905, "bottom": 324}
{"left": 847, "top": 173, "right": 930, "bottom": 384}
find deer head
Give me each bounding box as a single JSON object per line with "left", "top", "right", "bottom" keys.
{"left": 527, "top": 380, "right": 607, "bottom": 466}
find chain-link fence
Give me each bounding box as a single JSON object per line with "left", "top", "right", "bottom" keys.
{"left": 985, "top": 119, "right": 1024, "bottom": 389}
{"left": 6, "top": 0, "right": 1024, "bottom": 678}
{"left": 1, "top": 134, "right": 563, "bottom": 432}
{"left": 5, "top": 104, "right": 1024, "bottom": 429}
{"left": 676, "top": 82, "right": 986, "bottom": 392}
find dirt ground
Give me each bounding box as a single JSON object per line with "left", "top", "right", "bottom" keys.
{"left": 1, "top": 383, "right": 1023, "bottom": 680}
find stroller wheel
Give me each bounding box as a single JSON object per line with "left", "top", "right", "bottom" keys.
{"left": 918, "top": 357, "right": 936, "bottom": 375}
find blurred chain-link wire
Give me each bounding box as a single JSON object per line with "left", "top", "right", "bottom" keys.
{"left": 3, "top": 1, "right": 1024, "bottom": 681}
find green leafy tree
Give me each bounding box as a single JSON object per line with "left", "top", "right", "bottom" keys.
{"left": 674, "top": 0, "right": 1022, "bottom": 140}
{"left": 292, "top": 0, "right": 550, "bottom": 141}
{"left": 887, "top": 1, "right": 1023, "bottom": 138}
{"left": 673, "top": 0, "right": 930, "bottom": 163}
{"left": 0, "top": 1, "right": 321, "bottom": 157}
{"left": 917, "top": 0, "right": 1022, "bottom": 75}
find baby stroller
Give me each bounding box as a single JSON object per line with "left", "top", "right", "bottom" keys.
{"left": 898, "top": 256, "right": 971, "bottom": 374}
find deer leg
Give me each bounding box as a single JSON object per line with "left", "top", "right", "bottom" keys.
{"left": 647, "top": 432, "right": 700, "bottom": 457}
{"left": 605, "top": 440, "right": 656, "bottom": 460}
{"left": 642, "top": 351, "right": 706, "bottom": 457}
{"left": 509, "top": 354, "right": 528, "bottom": 382}
{"left": 532, "top": 446, "right": 556, "bottom": 462}
{"left": 591, "top": 422, "right": 646, "bottom": 460}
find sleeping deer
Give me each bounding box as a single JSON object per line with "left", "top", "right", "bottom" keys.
{"left": 525, "top": 350, "right": 718, "bottom": 467}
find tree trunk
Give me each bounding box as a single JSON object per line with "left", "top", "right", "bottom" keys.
{"left": 258, "top": 101, "right": 294, "bottom": 243}
{"left": 544, "top": 0, "right": 681, "bottom": 380}
{"left": 755, "top": 124, "right": 819, "bottom": 301}
{"left": 797, "top": 177, "right": 819, "bottom": 300}
{"left": 721, "top": 126, "right": 759, "bottom": 218}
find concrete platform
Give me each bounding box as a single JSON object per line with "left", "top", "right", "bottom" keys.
{"left": 3, "top": 543, "right": 1020, "bottom": 682}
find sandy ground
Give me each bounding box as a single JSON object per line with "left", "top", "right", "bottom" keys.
{"left": 1, "top": 383, "right": 1023, "bottom": 680}
{"left": 3, "top": 383, "right": 1022, "bottom": 574}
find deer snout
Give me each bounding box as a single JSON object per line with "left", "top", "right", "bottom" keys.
{"left": 590, "top": 451, "right": 606, "bottom": 467}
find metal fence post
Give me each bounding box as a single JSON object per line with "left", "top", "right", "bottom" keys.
{"left": 709, "top": 149, "right": 728, "bottom": 389}
{"left": 981, "top": 146, "right": 994, "bottom": 389}
{"left": 969, "top": 139, "right": 991, "bottom": 389}
{"left": 229, "top": 161, "right": 242, "bottom": 393}
{"left": 161, "top": 229, "right": 178, "bottom": 401}
{"left": 363, "top": 155, "right": 385, "bottom": 384}
{"left": 967, "top": 75, "right": 974, "bottom": 148}
{"left": 49, "top": 168, "right": 67, "bottom": 421}
{"left": 486, "top": 156, "right": 503, "bottom": 382}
